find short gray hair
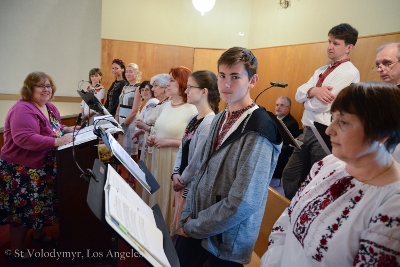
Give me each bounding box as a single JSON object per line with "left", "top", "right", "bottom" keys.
{"left": 150, "top": 73, "right": 169, "bottom": 88}
{"left": 377, "top": 43, "right": 400, "bottom": 61}
{"left": 277, "top": 96, "right": 291, "bottom": 107}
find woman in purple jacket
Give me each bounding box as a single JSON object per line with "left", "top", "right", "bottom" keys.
{"left": 0, "top": 72, "right": 74, "bottom": 262}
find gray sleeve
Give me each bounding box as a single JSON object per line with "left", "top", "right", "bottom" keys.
{"left": 180, "top": 187, "right": 194, "bottom": 228}
{"left": 180, "top": 117, "right": 213, "bottom": 184}
{"left": 184, "top": 135, "right": 278, "bottom": 239}
{"left": 172, "top": 143, "right": 183, "bottom": 175}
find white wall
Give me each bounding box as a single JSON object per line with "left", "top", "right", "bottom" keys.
{"left": 0, "top": 100, "right": 80, "bottom": 129}
{"left": 0, "top": 0, "right": 102, "bottom": 96}
{"left": 0, "top": 0, "right": 101, "bottom": 126}
{"left": 249, "top": 0, "right": 400, "bottom": 48}
{"left": 101, "top": 0, "right": 252, "bottom": 48}
{"left": 102, "top": 0, "right": 400, "bottom": 49}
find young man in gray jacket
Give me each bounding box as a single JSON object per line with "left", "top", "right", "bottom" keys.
{"left": 176, "top": 47, "right": 282, "bottom": 266}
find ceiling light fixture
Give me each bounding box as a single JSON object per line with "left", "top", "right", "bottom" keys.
{"left": 192, "top": 0, "right": 216, "bottom": 16}
{"left": 279, "top": 0, "right": 290, "bottom": 9}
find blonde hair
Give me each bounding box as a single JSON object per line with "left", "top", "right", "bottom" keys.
{"left": 127, "top": 63, "right": 142, "bottom": 83}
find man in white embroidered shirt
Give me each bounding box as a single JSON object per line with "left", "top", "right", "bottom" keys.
{"left": 282, "top": 23, "right": 360, "bottom": 200}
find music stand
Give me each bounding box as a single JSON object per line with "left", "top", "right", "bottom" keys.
{"left": 98, "top": 126, "right": 160, "bottom": 194}
{"left": 311, "top": 121, "right": 332, "bottom": 155}
{"left": 87, "top": 159, "right": 179, "bottom": 267}
{"left": 267, "top": 111, "right": 302, "bottom": 149}
{"left": 77, "top": 89, "right": 108, "bottom": 115}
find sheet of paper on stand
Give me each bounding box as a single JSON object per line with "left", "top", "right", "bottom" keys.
{"left": 104, "top": 165, "right": 155, "bottom": 224}
{"left": 105, "top": 131, "right": 150, "bottom": 192}
{"left": 57, "top": 120, "right": 122, "bottom": 150}
{"left": 104, "top": 165, "right": 171, "bottom": 267}
{"left": 94, "top": 115, "right": 124, "bottom": 133}
{"left": 57, "top": 125, "right": 98, "bottom": 150}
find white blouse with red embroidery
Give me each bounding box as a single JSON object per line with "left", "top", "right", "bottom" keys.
{"left": 261, "top": 154, "right": 400, "bottom": 267}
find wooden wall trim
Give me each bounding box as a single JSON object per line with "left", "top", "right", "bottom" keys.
{"left": 0, "top": 115, "right": 78, "bottom": 154}
{"left": 251, "top": 31, "right": 400, "bottom": 50}
{"left": 0, "top": 94, "right": 19, "bottom": 101}
{"left": 0, "top": 114, "right": 78, "bottom": 134}
{"left": 0, "top": 94, "right": 81, "bottom": 103}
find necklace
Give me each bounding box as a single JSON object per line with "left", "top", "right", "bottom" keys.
{"left": 112, "top": 80, "right": 122, "bottom": 90}
{"left": 171, "top": 102, "right": 185, "bottom": 107}
{"left": 197, "top": 110, "right": 213, "bottom": 119}
{"left": 127, "top": 82, "right": 138, "bottom": 87}
{"left": 157, "top": 97, "right": 169, "bottom": 105}
{"left": 360, "top": 158, "right": 394, "bottom": 182}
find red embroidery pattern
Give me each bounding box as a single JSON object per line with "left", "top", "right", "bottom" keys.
{"left": 268, "top": 225, "right": 285, "bottom": 246}
{"left": 312, "top": 189, "right": 363, "bottom": 262}
{"left": 288, "top": 160, "right": 328, "bottom": 218}
{"left": 298, "top": 160, "right": 325, "bottom": 194}
{"left": 293, "top": 175, "right": 355, "bottom": 247}
{"left": 353, "top": 239, "right": 400, "bottom": 267}
{"left": 290, "top": 168, "right": 358, "bottom": 263}
{"left": 315, "top": 58, "right": 350, "bottom": 87}
{"left": 369, "top": 214, "right": 400, "bottom": 227}
{"left": 214, "top": 102, "right": 255, "bottom": 150}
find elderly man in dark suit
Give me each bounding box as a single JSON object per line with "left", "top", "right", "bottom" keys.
{"left": 273, "top": 96, "right": 301, "bottom": 179}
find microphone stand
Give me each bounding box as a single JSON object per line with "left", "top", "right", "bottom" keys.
{"left": 71, "top": 118, "right": 98, "bottom": 182}
{"left": 254, "top": 85, "right": 276, "bottom": 104}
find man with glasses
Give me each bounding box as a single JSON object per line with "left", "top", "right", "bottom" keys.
{"left": 375, "top": 43, "right": 400, "bottom": 87}
{"left": 282, "top": 23, "right": 360, "bottom": 200}
{"left": 273, "top": 96, "right": 300, "bottom": 180}
{"left": 375, "top": 43, "right": 400, "bottom": 163}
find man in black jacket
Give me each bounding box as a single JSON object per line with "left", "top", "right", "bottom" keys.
{"left": 273, "top": 96, "right": 301, "bottom": 179}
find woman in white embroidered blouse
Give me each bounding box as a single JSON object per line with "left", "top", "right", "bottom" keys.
{"left": 261, "top": 82, "right": 400, "bottom": 267}
{"left": 80, "top": 68, "right": 105, "bottom": 125}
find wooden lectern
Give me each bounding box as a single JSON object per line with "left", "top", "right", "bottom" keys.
{"left": 56, "top": 139, "right": 112, "bottom": 266}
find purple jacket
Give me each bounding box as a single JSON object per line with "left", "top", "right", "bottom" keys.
{"left": 1, "top": 99, "right": 61, "bottom": 169}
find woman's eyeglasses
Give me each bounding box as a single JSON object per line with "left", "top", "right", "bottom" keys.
{"left": 186, "top": 85, "right": 203, "bottom": 91}
{"left": 35, "top": 84, "right": 52, "bottom": 89}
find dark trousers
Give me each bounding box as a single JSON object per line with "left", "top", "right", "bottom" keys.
{"left": 282, "top": 126, "right": 328, "bottom": 200}
{"left": 175, "top": 236, "right": 244, "bottom": 267}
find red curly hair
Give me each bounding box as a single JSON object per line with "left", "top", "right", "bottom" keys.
{"left": 169, "top": 66, "right": 191, "bottom": 102}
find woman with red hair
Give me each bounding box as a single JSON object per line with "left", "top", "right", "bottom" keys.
{"left": 147, "top": 66, "right": 197, "bottom": 233}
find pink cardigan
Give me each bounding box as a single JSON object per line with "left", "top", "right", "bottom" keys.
{"left": 1, "top": 99, "right": 61, "bottom": 169}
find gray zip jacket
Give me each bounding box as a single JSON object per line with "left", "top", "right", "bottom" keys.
{"left": 181, "top": 107, "right": 282, "bottom": 264}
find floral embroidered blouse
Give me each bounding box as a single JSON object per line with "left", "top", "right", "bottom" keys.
{"left": 261, "top": 154, "right": 400, "bottom": 267}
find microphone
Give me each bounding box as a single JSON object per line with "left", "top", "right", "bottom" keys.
{"left": 81, "top": 120, "right": 88, "bottom": 129}
{"left": 108, "top": 120, "right": 119, "bottom": 127}
{"left": 254, "top": 81, "right": 288, "bottom": 103}
{"left": 78, "top": 80, "right": 90, "bottom": 91}
{"left": 270, "top": 82, "right": 288, "bottom": 88}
